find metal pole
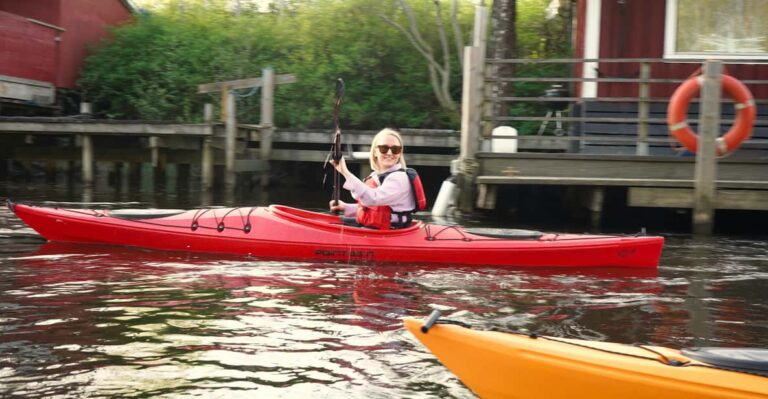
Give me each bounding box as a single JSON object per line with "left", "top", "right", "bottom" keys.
{"left": 692, "top": 60, "right": 722, "bottom": 235}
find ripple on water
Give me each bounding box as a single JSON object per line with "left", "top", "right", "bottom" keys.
{"left": 0, "top": 232, "right": 766, "bottom": 397}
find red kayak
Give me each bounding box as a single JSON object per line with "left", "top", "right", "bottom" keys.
{"left": 7, "top": 200, "right": 663, "bottom": 268}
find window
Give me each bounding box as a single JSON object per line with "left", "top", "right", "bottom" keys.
{"left": 664, "top": 0, "right": 768, "bottom": 60}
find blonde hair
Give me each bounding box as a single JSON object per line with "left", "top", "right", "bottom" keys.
{"left": 369, "top": 128, "right": 407, "bottom": 172}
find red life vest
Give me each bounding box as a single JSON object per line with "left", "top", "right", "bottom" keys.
{"left": 355, "top": 178, "right": 392, "bottom": 229}
{"left": 355, "top": 168, "right": 427, "bottom": 229}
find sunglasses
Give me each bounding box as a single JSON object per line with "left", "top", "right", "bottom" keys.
{"left": 377, "top": 145, "right": 403, "bottom": 155}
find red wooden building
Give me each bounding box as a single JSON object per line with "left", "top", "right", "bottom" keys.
{"left": 0, "top": 0, "right": 134, "bottom": 115}
{"left": 573, "top": 0, "right": 768, "bottom": 98}
{"left": 570, "top": 0, "right": 767, "bottom": 156}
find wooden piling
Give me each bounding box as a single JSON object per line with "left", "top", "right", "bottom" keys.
{"left": 224, "top": 88, "right": 237, "bottom": 190}
{"left": 81, "top": 134, "right": 93, "bottom": 186}
{"left": 588, "top": 187, "right": 605, "bottom": 229}
{"left": 458, "top": 45, "right": 483, "bottom": 213}
{"left": 636, "top": 63, "right": 650, "bottom": 156}
{"left": 260, "top": 67, "right": 274, "bottom": 188}
{"left": 201, "top": 103, "right": 214, "bottom": 191}
{"left": 149, "top": 136, "right": 160, "bottom": 168}
{"left": 692, "top": 60, "right": 722, "bottom": 235}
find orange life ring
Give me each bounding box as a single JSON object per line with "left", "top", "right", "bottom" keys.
{"left": 667, "top": 74, "right": 756, "bottom": 155}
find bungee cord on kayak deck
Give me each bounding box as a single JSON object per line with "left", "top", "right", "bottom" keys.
{"left": 188, "top": 207, "right": 258, "bottom": 233}
{"left": 57, "top": 206, "right": 262, "bottom": 234}
{"left": 45, "top": 206, "right": 645, "bottom": 243}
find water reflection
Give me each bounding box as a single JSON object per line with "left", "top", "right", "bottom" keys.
{"left": 0, "top": 214, "right": 767, "bottom": 397}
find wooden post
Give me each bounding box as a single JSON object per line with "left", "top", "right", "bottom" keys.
{"left": 140, "top": 162, "right": 153, "bottom": 194}
{"left": 636, "top": 62, "right": 650, "bottom": 156}
{"left": 588, "top": 187, "right": 605, "bottom": 229}
{"left": 473, "top": 5, "right": 494, "bottom": 140}
{"left": 75, "top": 104, "right": 91, "bottom": 188}
{"left": 224, "top": 88, "right": 237, "bottom": 190}
{"left": 693, "top": 60, "right": 722, "bottom": 235}
{"left": 260, "top": 67, "right": 274, "bottom": 188}
{"left": 458, "top": 46, "right": 482, "bottom": 213}
{"left": 201, "top": 103, "right": 214, "bottom": 191}
{"left": 197, "top": 72, "right": 296, "bottom": 191}
{"left": 120, "top": 161, "right": 130, "bottom": 193}
{"left": 150, "top": 136, "right": 160, "bottom": 168}
{"left": 81, "top": 134, "right": 93, "bottom": 186}
{"left": 472, "top": 5, "right": 488, "bottom": 54}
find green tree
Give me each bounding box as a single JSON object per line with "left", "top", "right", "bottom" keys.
{"left": 80, "top": 0, "right": 569, "bottom": 131}
{"left": 80, "top": 0, "right": 473, "bottom": 129}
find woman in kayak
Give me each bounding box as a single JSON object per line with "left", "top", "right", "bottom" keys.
{"left": 329, "top": 128, "right": 423, "bottom": 229}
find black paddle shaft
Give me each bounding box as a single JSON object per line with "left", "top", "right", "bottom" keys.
{"left": 332, "top": 79, "right": 345, "bottom": 208}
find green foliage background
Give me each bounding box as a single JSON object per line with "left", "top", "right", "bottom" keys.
{"left": 80, "top": 0, "right": 568, "bottom": 130}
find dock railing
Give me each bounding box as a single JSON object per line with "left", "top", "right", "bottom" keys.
{"left": 481, "top": 57, "right": 768, "bottom": 157}
{"left": 453, "top": 55, "right": 768, "bottom": 231}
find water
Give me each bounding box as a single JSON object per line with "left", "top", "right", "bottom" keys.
{"left": 1, "top": 181, "right": 767, "bottom": 398}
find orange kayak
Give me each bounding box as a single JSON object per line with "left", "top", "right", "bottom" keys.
{"left": 404, "top": 313, "right": 768, "bottom": 399}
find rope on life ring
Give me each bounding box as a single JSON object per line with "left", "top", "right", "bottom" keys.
{"left": 667, "top": 74, "right": 756, "bottom": 156}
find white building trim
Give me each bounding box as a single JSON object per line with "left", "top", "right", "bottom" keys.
{"left": 582, "top": 0, "right": 601, "bottom": 98}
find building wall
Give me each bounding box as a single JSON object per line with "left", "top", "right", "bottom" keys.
{"left": 57, "top": 0, "right": 133, "bottom": 89}
{"left": 0, "top": 0, "right": 132, "bottom": 89}
{"left": 0, "top": 10, "right": 59, "bottom": 84}
{"left": 0, "top": 0, "right": 61, "bottom": 25}
{"left": 576, "top": 0, "right": 767, "bottom": 99}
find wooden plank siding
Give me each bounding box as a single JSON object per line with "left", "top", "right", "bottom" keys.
{"left": 585, "top": 0, "right": 768, "bottom": 99}
{"left": 576, "top": 101, "right": 768, "bottom": 157}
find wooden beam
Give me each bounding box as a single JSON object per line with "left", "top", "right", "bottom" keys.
{"left": 268, "top": 149, "right": 454, "bottom": 166}
{"left": 629, "top": 187, "right": 768, "bottom": 211}
{"left": 0, "top": 121, "right": 210, "bottom": 136}
{"left": 475, "top": 176, "right": 768, "bottom": 190}
{"left": 197, "top": 74, "right": 297, "bottom": 93}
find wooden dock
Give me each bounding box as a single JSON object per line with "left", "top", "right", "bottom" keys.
{"left": 475, "top": 152, "right": 768, "bottom": 214}
{"left": 0, "top": 117, "right": 462, "bottom": 186}
{"left": 0, "top": 118, "right": 460, "bottom": 164}
{"left": 2, "top": 115, "right": 766, "bottom": 205}
{"left": 456, "top": 50, "right": 768, "bottom": 232}
{"left": 2, "top": 57, "right": 768, "bottom": 234}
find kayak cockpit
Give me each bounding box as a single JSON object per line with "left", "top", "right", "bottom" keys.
{"left": 463, "top": 227, "right": 544, "bottom": 240}
{"left": 682, "top": 347, "right": 768, "bottom": 376}
{"left": 268, "top": 204, "right": 422, "bottom": 234}
{"left": 108, "top": 209, "right": 188, "bottom": 220}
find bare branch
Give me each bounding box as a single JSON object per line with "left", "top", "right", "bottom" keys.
{"left": 380, "top": 14, "right": 442, "bottom": 73}
{"left": 432, "top": 0, "right": 451, "bottom": 73}
{"left": 381, "top": 0, "right": 458, "bottom": 113}
{"left": 398, "top": 0, "right": 436, "bottom": 61}
{"left": 451, "top": 0, "right": 464, "bottom": 68}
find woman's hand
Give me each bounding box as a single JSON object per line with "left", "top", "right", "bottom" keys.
{"left": 330, "top": 156, "right": 350, "bottom": 178}
{"left": 329, "top": 199, "right": 347, "bottom": 213}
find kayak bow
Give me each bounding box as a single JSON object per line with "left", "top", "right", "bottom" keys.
{"left": 405, "top": 312, "right": 768, "bottom": 399}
